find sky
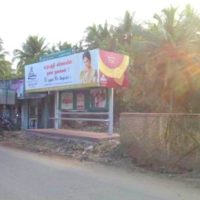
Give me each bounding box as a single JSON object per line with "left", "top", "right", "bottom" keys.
{"left": 0, "top": 0, "right": 199, "bottom": 59}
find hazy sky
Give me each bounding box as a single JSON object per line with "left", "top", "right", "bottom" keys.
{"left": 0, "top": 0, "right": 199, "bottom": 58}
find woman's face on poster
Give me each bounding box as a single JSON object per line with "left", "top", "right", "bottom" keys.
{"left": 83, "top": 57, "right": 91, "bottom": 69}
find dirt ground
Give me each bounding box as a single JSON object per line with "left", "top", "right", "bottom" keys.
{"left": 0, "top": 131, "right": 125, "bottom": 165}
{"left": 0, "top": 130, "right": 200, "bottom": 188}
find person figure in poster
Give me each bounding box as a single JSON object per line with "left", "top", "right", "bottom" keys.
{"left": 98, "top": 90, "right": 106, "bottom": 108}
{"left": 80, "top": 51, "right": 97, "bottom": 84}
{"left": 92, "top": 89, "right": 106, "bottom": 108}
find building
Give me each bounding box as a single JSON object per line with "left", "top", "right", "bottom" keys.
{"left": 2, "top": 49, "right": 129, "bottom": 134}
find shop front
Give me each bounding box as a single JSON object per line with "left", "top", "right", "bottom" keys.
{"left": 24, "top": 49, "right": 129, "bottom": 134}
{"left": 0, "top": 79, "right": 24, "bottom": 130}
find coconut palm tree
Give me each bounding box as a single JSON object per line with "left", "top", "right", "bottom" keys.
{"left": 13, "top": 35, "right": 48, "bottom": 77}
{"left": 134, "top": 5, "right": 200, "bottom": 112}
{"left": 0, "top": 38, "right": 12, "bottom": 79}
{"left": 50, "top": 41, "right": 72, "bottom": 52}
{"left": 84, "top": 22, "right": 116, "bottom": 51}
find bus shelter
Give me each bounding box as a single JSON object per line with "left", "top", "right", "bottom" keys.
{"left": 25, "top": 49, "right": 129, "bottom": 134}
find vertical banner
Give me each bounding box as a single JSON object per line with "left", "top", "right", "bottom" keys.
{"left": 61, "top": 92, "right": 73, "bottom": 110}
{"left": 90, "top": 88, "right": 107, "bottom": 109}
{"left": 76, "top": 92, "right": 85, "bottom": 111}
{"left": 10, "top": 79, "right": 24, "bottom": 98}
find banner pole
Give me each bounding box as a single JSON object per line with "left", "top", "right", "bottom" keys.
{"left": 54, "top": 91, "right": 59, "bottom": 129}
{"left": 108, "top": 88, "right": 114, "bottom": 135}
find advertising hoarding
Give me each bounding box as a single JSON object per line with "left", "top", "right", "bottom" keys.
{"left": 99, "top": 50, "right": 129, "bottom": 88}
{"left": 25, "top": 49, "right": 129, "bottom": 92}
{"left": 25, "top": 49, "right": 99, "bottom": 92}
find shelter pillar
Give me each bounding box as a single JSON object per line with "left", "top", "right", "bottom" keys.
{"left": 108, "top": 88, "right": 114, "bottom": 135}
{"left": 54, "top": 91, "right": 60, "bottom": 129}
{"left": 21, "top": 100, "right": 28, "bottom": 129}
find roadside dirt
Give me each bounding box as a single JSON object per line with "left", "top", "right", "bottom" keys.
{"left": 0, "top": 131, "right": 126, "bottom": 165}
{"left": 0, "top": 130, "right": 200, "bottom": 188}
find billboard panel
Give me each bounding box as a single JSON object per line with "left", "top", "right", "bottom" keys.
{"left": 25, "top": 49, "right": 129, "bottom": 92}
{"left": 99, "top": 50, "right": 129, "bottom": 88}
{"left": 25, "top": 49, "right": 99, "bottom": 92}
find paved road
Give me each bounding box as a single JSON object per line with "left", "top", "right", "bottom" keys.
{"left": 0, "top": 146, "right": 199, "bottom": 200}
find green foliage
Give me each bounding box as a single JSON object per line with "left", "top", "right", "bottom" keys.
{"left": 84, "top": 5, "right": 200, "bottom": 114}
{"left": 84, "top": 22, "right": 117, "bottom": 51}
{"left": 0, "top": 38, "right": 12, "bottom": 80}
{"left": 13, "top": 35, "right": 48, "bottom": 77}
{"left": 50, "top": 41, "right": 72, "bottom": 52}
